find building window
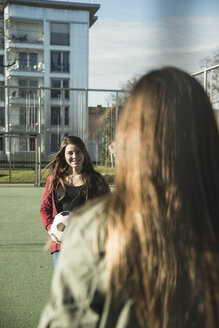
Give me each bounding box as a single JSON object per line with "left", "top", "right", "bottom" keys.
{"left": 19, "top": 137, "right": 27, "bottom": 151}
{"left": 19, "top": 107, "right": 26, "bottom": 125}
{"left": 29, "top": 107, "right": 38, "bottom": 125}
{"left": 51, "top": 134, "right": 60, "bottom": 153}
{"left": 18, "top": 79, "right": 38, "bottom": 98}
{"left": 50, "top": 23, "right": 69, "bottom": 46}
{"left": 19, "top": 53, "right": 27, "bottom": 70}
{"left": 0, "top": 82, "right": 4, "bottom": 101}
{"left": 0, "top": 137, "right": 3, "bottom": 151}
{"left": 19, "top": 52, "right": 37, "bottom": 70}
{"left": 19, "top": 106, "right": 38, "bottom": 125}
{"left": 0, "top": 107, "right": 4, "bottom": 127}
{"left": 30, "top": 136, "right": 35, "bottom": 151}
{"left": 65, "top": 107, "right": 69, "bottom": 126}
{"left": 18, "top": 136, "right": 35, "bottom": 152}
{"left": 51, "top": 79, "right": 69, "bottom": 99}
{"left": 51, "top": 107, "right": 60, "bottom": 125}
{"left": 51, "top": 106, "right": 69, "bottom": 126}
{"left": 0, "top": 55, "right": 4, "bottom": 74}
{"left": 51, "top": 51, "right": 69, "bottom": 73}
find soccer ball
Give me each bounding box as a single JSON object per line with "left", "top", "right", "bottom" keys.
{"left": 50, "top": 211, "right": 72, "bottom": 242}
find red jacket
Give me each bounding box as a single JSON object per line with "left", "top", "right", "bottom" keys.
{"left": 40, "top": 177, "right": 61, "bottom": 254}
{"left": 40, "top": 172, "right": 110, "bottom": 254}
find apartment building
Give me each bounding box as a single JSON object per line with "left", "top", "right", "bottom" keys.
{"left": 0, "top": 0, "right": 99, "bottom": 161}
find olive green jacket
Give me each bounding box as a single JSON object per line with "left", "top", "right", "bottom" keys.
{"left": 38, "top": 201, "right": 139, "bottom": 328}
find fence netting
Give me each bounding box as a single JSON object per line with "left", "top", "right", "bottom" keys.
{"left": 0, "top": 66, "right": 218, "bottom": 185}
{"left": 0, "top": 85, "right": 128, "bottom": 184}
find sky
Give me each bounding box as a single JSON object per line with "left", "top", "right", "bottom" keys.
{"left": 86, "top": 0, "right": 219, "bottom": 89}
{"left": 61, "top": 0, "right": 219, "bottom": 89}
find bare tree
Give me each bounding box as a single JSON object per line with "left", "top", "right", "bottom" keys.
{"left": 111, "top": 75, "right": 140, "bottom": 108}
{"left": 0, "top": 15, "right": 17, "bottom": 67}
{"left": 198, "top": 48, "right": 219, "bottom": 105}
{"left": 199, "top": 47, "right": 219, "bottom": 68}
{"left": 100, "top": 75, "right": 140, "bottom": 166}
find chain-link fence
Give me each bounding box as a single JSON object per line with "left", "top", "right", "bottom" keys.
{"left": 192, "top": 64, "right": 219, "bottom": 126}
{"left": 1, "top": 66, "right": 218, "bottom": 185}
{"left": 0, "top": 85, "right": 128, "bottom": 184}
{"left": 0, "top": 134, "right": 39, "bottom": 183}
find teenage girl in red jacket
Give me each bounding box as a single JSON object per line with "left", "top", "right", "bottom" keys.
{"left": 40, "top": 136, "right": 110, "bottom": 267}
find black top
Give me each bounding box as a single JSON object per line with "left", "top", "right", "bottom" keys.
{"left": 56, "top": 183, "right": 86, "bottom": 213}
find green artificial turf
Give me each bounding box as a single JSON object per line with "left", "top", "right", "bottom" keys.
{"left": 0, "top": 186, "right": 53, "bottom": 328}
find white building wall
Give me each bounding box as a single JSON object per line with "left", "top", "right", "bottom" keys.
{"left": 5, "top": 4, "right": 89, "bottom": 23}
{"left": 4, "top": 2, "right": 91, "bottom": 159}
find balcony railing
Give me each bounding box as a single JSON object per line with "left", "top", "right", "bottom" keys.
{"left": 8, "top": 62, "right": 44, "bottom": 72}
{"left": 9, "top": 33, "right": 44, "bottom": 45}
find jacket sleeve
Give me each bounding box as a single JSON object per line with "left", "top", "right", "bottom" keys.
{"left": 38, "top": 203, "right": 139, "bottom": 328}
{"left": 40, "top": 177, "right": 54, "bottom": 231}
{"left": 38, "top": 206, "right": 106, "bottom": 328}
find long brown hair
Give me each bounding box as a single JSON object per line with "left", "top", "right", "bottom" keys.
{"left": 104, "top": 67, "right": 219, "bottom": 327}
{"left": 45, "top": 136, "right": 108, "bottom": 199}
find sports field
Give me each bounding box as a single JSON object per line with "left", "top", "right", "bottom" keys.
{"left": 0, "top": 186, "right": 53, "bottom": 328}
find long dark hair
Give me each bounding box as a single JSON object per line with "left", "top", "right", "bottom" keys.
{"left": 104, "top": 67, "right": 219, "bottom": 327}
{"left": 45, "top": 136, "right": 109, "bottom": 199}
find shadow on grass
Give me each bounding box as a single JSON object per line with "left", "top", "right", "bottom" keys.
{"left": 0, "top": 242, "right": 47, "bottom": 252}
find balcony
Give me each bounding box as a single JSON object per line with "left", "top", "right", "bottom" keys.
{"left": 6, "top": 19, "right": 44, "bottom": 47}
{"left": 9, "top": 88, "right": 44, "bottom": 106}
{"left": 8, "top": 123, "right": 39, "bottom": 134}
{"left": 8, "top": 61, "right": 44, "bottom": 73}
{"left": 9, "top": 33, "right": 44, "bottom": 45}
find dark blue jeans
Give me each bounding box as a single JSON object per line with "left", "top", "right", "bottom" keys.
{"left": 52, "top": 251, "right": 59, "bottom": 268}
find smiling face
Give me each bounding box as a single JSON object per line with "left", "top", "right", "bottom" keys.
{"left": 64, "top": 144, "right": 84, "bottom": 172}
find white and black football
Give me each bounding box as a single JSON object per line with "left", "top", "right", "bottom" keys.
{"left": 50, "top": 211, "right": 72, "bottom": 242}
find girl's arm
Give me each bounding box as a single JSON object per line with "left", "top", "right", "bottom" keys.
{"left": 40, "top": 177, "right": 54, "bottom": 231}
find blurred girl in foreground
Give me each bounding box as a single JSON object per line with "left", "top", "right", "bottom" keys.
{"left": 39, "top": 68, "right": 219, "bottom": 328}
